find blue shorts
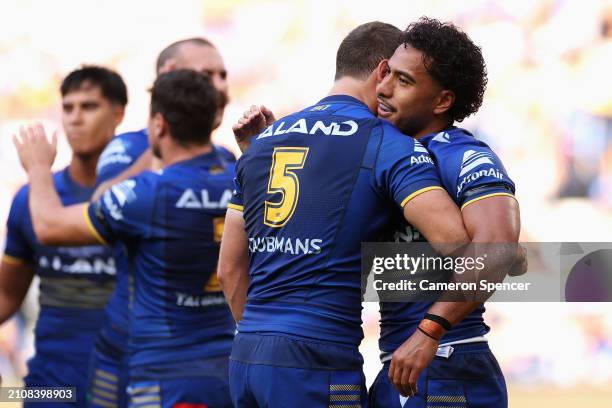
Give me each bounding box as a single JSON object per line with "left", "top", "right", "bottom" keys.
{"left": 87, "top": 324, "right": 129, "bottom": 408}
{"left": 128, "top": 356, "right": 232, "bottom": 408}
{"left": 24, "top": 353, "right": 89, "bottom": 407}
{"left": 229, "top": 332, "right": 367, "bottom": 408}
{"left": 369, "top": 342, "right": 507, "bottom": 408}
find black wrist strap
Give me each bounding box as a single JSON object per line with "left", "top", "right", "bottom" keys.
{"left": 424, "top": 313, "right": 452, "bottom": 331}
{"left": 417, "top": 326, "right": 440, "bottom": 341}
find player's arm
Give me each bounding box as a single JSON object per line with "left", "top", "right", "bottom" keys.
{"left": 0, "top": 258, "right": 34, "bottom": 324}
{"left": 232, "top": 104, "right": 275, "bottom": 153}
{"left": 217, "top": 208, "right": 250, "bottom": 321}
{"left": 13, "top": 124, "right": 103, "bottom": 246}
{"left": 391, "top": 194, "right": 523, "bottom": 397}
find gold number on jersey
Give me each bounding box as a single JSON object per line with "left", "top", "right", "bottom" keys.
{"left": 264, "top": 147, "right": 309, "bottom": 227}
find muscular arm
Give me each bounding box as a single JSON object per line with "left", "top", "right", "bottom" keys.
{"left": 27, "top": 167, "right": 101, "bottom": 246}
{"left": 0, "top": 259, "right": 34, "bottom": 324}
{"left": 390, "top": 194, "right": 522, "bottom": 397}
{"left": 217, "top": 208, "right": 250, "bottom": 321}
{"left": 426, "top": 195, "right": 522, "bottom": 324}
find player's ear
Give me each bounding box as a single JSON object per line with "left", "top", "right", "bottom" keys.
{"left": 112, "top": 104, "right": 126, "bottom": 128}
{"left": 376, "top": 60, "right": 390, "bottom": 83}
{"left": 433, "top": 90, "right": 455, "bottom": 116}
{"left": 150, "top": 112, "right": 165, "bottom": 138}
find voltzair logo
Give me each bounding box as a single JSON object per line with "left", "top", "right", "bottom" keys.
{"left": 103, "top": 179, "right": 137, "bottom": 220}
{"left": 410, "top": 140, "right": 434, "bottom": 165}
{"left": 96, "top": 138, "right": 133, "bottom": 172}
{"left": 457, "top": 149, "right": 505, "bottom": 194}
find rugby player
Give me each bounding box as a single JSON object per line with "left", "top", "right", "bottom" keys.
{"left": 370, "top": 18, "right": 520, "bottom": 407}
{"left": 232, "top": 18, "right": 524, "bottom": 408}
{"left": 89, "top": 36, "right": 234, "bottom": 408}
{"left": 218, "top": 22, "right": 477, "bottom": 407}
{"left": 0, "top": 66, "right": 127, "bottom": 407}
{"left": 14, "top": 70, "right": 235, "bottom": 408}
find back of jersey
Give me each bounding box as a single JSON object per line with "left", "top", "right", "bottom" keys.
{"left": 231, "top": 95, "right": 442, "bottom": 346}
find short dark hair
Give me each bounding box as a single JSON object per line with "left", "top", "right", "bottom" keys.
{"left": 156, "top": 37, "right": 214, "bottom": 73}
{"left": 402, "top": 17, "right": 487, "bottom": 122}
{"left": 335, "top": 22, "right": 402, "bottom": 80}
{"left": 60, "top": 65, "right": 128, "bottom": 106}
{"left": 150, "top": 69, "right": 217, "bottom": 146}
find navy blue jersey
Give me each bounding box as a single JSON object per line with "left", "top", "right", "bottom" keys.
{"left": 96, "top": 129, "right": 149, "bottom": 335}
{"left": 380, "top": 127, "right": 516, "bottom": 353}
{"left": 3, "top": 168, "right": 116, "bottom": 362}
{"left": 229, "top": 95, "right": 443, "bottom": 350}
{"left": 86, "top": 151, "right": 236, "bottom": 368}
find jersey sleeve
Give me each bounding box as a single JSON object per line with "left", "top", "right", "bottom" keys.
{"left": 3, "top": 187, "right": 33, "bottom": 265}
{"left": 374, "top": 125, "right": 444, "bottom": 208}
{"left": 96, "top": 131, "right": 149, "bottom": 184}
{"left": 228, "top": 157, "right": 244, "bottom": 212}
{"left": 438, "top": 143, "right": 516, "bottom": 210}
{"left": 84, "top": 174, "right": 156, "bottom": 244}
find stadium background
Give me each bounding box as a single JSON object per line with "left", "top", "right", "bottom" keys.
{"left": 0, "top": 0, "right": 611, "bottom": 406}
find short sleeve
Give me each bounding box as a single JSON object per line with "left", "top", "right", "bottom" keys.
{"left": 85, "top": 174, "right": 156, "bottom": 244}
{"left": 374, "top": 125, "right": 443, "bottom": 208}
{"left": 3, "top": 187, "right": 33, "bottom": 264}
{"left": 228, "top": 157, "right": 244, "bottom": 211}
{"left": 441, "top": 145, "right": 516, "bottom": 210}
{"left": 96, "top": 131, "right": 149, "bottom": 184}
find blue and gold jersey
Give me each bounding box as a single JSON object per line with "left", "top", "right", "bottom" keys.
{"left": 229, "top": 95, "right": 443, "bottom": 350}
{"left": 380, "top": 127, "right": 516, "bottom": 353}
{"left": 96, "top": 129, "right": 149, "bottom": 336}
{"left": 85, "top": 151, "right": 236, "bottom": 368}
{"left": 3, "top": 168, "right": 116, "bottom": 362}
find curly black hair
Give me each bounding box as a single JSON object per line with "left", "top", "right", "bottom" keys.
{"left": 402, "top": 17, "right": 487, "bottom": 122}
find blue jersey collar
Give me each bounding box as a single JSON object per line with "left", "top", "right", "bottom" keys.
{"left": 316, "top": 94, "right": 369, "bottom": 109}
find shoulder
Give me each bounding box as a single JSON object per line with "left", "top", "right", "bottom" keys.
{"left": 379, "top": 120, "right": 421, "bottom": 154}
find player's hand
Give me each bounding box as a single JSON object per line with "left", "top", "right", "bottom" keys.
{"left": 13, "top": 123, "right": 57, "bottom": 172}
{"left": 508, "top": 245, "right": 528, "bottom": 277}
{"left": 389, "top": 328, "right": 438, "bottom": 397}
{"left": 232, "top": 105, "right": 276, "bottom": 153}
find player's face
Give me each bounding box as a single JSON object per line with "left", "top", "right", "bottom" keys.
{"left": 62, "top": 83, "right": 123, "bottom": 158}
{"left": 175, "top": 43, "right": 229, "bottom": 129}
{"left": 376, "top": 45, "right": 444, "bottom": 136}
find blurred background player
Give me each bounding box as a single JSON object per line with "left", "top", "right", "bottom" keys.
{"left": 14, "top": 70, "right": 235, "bottom": 408}
{"left": 217, "top": 21, "right": 489, "bottom": 407}
{"left": 89, "top": 36, "right": 235, "bottom": 407}
{"left": 0, "top": 66, "right": 127, "bottom": 407}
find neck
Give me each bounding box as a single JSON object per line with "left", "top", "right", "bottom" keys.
{"left": 68, "top": 154, "right": 100, "bottom": 187}
{"left": 160, "top": 142, "right": 214, "bottom": 167}
{"left": 327, "top": 76, "right": 377, "bottom": 113}
{"left": 412, "top": 119, "right": 454, "bottom": 140}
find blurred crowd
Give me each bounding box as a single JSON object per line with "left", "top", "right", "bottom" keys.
{"left": 0, "top": 0, "right": 611, "bottom": 388}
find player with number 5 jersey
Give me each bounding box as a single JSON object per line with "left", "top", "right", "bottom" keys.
{"left": 218, "top": 22, "right": 474, "bottom": 408}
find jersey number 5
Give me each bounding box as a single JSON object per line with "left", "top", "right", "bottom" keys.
{"left": 264, "top": 147, "right": 309, "bottom": 227}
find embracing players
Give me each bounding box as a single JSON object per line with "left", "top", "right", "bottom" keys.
{"left": 14, "top": 70, "right": 235, "bottom": 407}
{"left": 0, "top": 66, "right": 126, "bottom": 407}
{"left": 218, "top": 21, "right": 493, "bottom": 408}
{"left": 230, "top": 18, "right": 523, "bottom": 408}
